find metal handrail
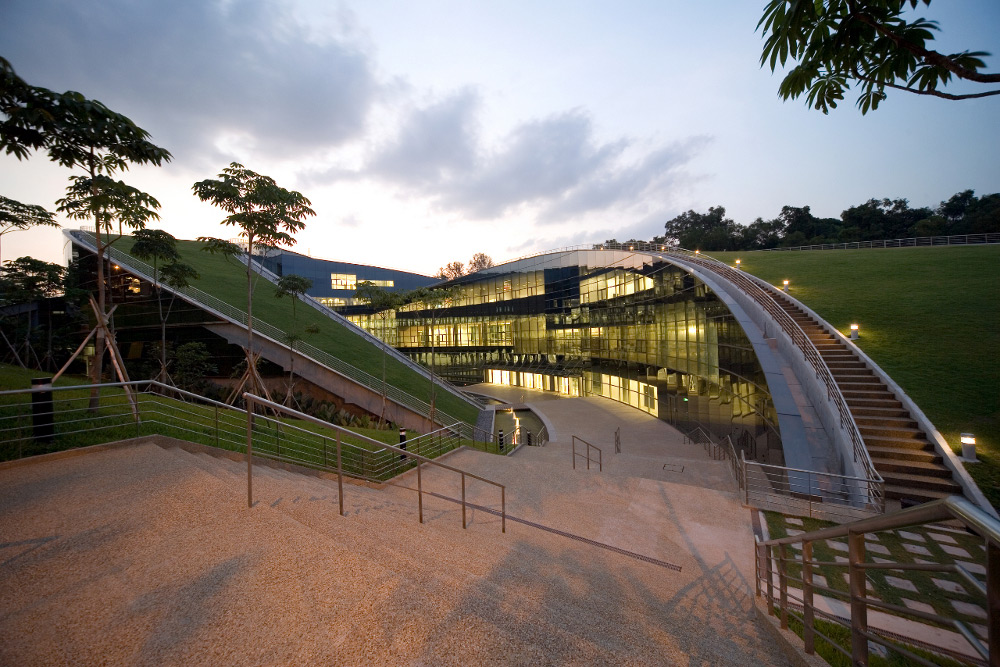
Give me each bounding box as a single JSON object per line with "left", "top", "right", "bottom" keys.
{"left": 68, "top": 230, "right": 475, "bottom": 430}
{"left": 756, "top": 495, "right": 998, "bottom": 664}
{"left": 244, "top": 393, "right": 505, "bottom": 533}
{"left": 759, "top": 232, "right": 1000, "bottom": 252}
{"left": 664, "top": 248, "right": 880, "bottom": 485}
{"left": 571, "top": 435, "right": 602, "bottom": 471}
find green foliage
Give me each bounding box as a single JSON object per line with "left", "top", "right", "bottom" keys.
{"left": 757, "top": 0, "right": 1000, "bottom": 113}
{"left": 275, "top": 274, "right": 313, "bottom": 319}
{"left": 0, "top": 194, "right": 59, "bottom": 262}
{"left": 173, "top": 342, "right": 217, "bottom": 393}
{"left": 0, "top": 256, "right": 65, "bottom": 304}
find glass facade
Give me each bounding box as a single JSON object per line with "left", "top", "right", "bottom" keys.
{"left": 347, "top": 254, "right": 782, "bottom": 461}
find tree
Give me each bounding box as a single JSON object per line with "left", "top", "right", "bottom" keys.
{"left": 437, "top": 261, "right": 465, "bottom": 279}
{"left": 758, "top": 0, "right": 1000, "bottom": 114}
{"left": 467, "top": 252, "right": 495, "bottom": 273}
{"left": 274, "top": 274, "right": 314, "bottom": 405}
{"left": 274, "top": 274, "right": 313, "bottom": 320}
{"left": 663, "top": 206, "right": 741, "bottom": 250}
{"left": 0, "top": 256, "right": 66, "bottom": 368}
{"left": 0, "top": 195, "right": 59, "bottom": 263}
{"left": 193, "top": 163, "right": 315, "bottom": 403}
{"left": 355, "top": 280, "right": 404, "bottom": 426}
{"left": 132, "top": 229, "right": 199, "bottom": 384}
{"left": 1, "top": 57, "right": 171, "bottom": 404}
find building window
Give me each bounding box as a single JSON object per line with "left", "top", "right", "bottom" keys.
{"left": 360, "top": 279, "right": 394, "bottom": 287}
{"left": 331, "top": 273, "right": 357, "bottom": 290}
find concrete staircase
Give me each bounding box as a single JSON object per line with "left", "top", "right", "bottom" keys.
{"left": 152, "top": 443, "right": 792, "bottom": 665}
{"left": 769, "top": 293, "right": 962, "bottom": 505}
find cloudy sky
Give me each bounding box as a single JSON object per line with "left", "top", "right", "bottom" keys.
{"left": 2, "top": 0, "right": 999, "bottom": 275}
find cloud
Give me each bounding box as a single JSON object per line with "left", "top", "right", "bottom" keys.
{"left": 1, "top": 0, "right": 377, "bottom": 167}
{"left": 362, "top": 102, "right": 710, "bottom": 225}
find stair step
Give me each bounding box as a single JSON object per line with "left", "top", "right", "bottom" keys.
{"left": 884, "top": 485, "right": 953, "bottom": 504}
{"left": 846, "top": 399, "right": 905, "bottom": 411}
{"left": 878, "top": 471, "right": 962, "bottom": 493}
{"left": 857, "top": 425, "right": 925, "bottom": 441}
{"left": 832, "top": 374, "right": 881, "bottom": 384}
{"left": 854, "top": 416, "right": 919, "bottom": 429}
{"left": 862, "top": 435, "right": 932, "bottom": 450}
{"left": 872, "top": 459, "right": 954, "bottom": 478}
{"left": 842, "top": 389, "right": 897, "bottom": 401}
{"left": 868, "top": 446, "right": 941, "bottom": 464}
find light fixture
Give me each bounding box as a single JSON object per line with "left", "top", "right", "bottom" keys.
{"left": 961, "top": 433, "right": 977, "bottom": 461}
{"left": 735, "top": 259, "right": 741, "bottom": 269}
{"left": 695, "top": 250, "right": 700, "bottom": 254}
{"left": 782, "top": 279, "right": 789, "bottom": 292}
{"left": 849, "top": 323, "right": 859, "bottom": 340}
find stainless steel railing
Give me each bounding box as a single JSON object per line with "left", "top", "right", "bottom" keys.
{"left": 571, "top": 435, "right": 602, "bottom": 471}
{"left": 663, "top": 248, "right": 881, "bottom": 486}
{"left": 756, "top": 495, "right": 998, "bottom": 665}
{"left": 244, "top": 393, "right": 506, "bottom": 532}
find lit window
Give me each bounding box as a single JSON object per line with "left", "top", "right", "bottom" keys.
{"left": 331, "top": 273, "right": 357, "bottom": 290}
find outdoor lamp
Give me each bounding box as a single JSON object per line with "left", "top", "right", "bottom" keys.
{"left": 695, "top": 250, "right": 700, "bottom": 254}
{"left": 850, "top": 323, "right": 859, "bottom": 340}
{"left": 782, "top": 279, "right": 789, "bottom": 292}
{"left": 735, "top": 259, "right": 741, "bottom": 269}
{"left": 961, "top": 433, "right": 977, "bottom": 461}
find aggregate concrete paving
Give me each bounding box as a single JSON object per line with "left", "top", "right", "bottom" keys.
{"left": 0, "top": 393, "right": 794, "bottom": 666}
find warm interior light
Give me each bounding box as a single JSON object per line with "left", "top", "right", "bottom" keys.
{"left": 687, "top": 326, "right": 698, "bottom": 336}
{"left": 961, "top": 433, "right": 976, "bottom": 446}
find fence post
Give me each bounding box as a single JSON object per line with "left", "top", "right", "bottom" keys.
{"left": 246, "top": 395, "right": 254, "bottom": 508}
{"left": 765, "top": 545, "right": 774, "bottom": 616}
{"left": 461, "top": 473, "right": 467, "bottom": 529}
{"left": 848, "top": 530, "right": 869, "bottom": 666}
{"left": 214, "top": 405, "right": 219, "bottom": 449}
{"left": 802, "top": 541, "right": 815, "bottom": 654}
{"left": 779, "top": 544, "right": 789, "bottom": 629}
{"left": 416, "top": 457, "right": 423, "bottom": 524}
{"left": 336, "top": 432, "right": 344, "bottom": 517}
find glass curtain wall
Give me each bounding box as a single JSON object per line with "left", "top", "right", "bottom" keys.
{"left": 347, "top": 255, "right": 781, "bottom": 461}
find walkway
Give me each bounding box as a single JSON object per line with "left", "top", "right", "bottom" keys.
{"left": 0, "top": 394, "right": 795, "bottom": 665}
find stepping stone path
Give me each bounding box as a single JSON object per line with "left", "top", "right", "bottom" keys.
{"left": 901, "top": 598, "right": 935, "bottom": 615}
{"left": 785, "top": 518, "right": 803, "bottom": 526}
{"left": 927, "top": 532, "right": 957, "bottom": 545}
{"left": 940, "top": 544, "right": 971, "bottom": 559}
{"left": 827, "top": 540, "right": 849, "bottom": 553}
{"left": 864, "top": 542, "right": 890, "bottom": 555}
{"left": 931, "top": 578, "right": 966, "bottom": 595}
{"left": 950, "top": 600, "right": 987, "bottom": 619}
{"left": 884, "top": 575, "right": 918, "bottom": 593}
{"left": 958, "top": 561, "right": 986, "bottom": 576}
{"left": 902, "top": 543, "right": 932, "bottom": 557}
{"left": 897, "top": 530, "right": 925, "bottom": 542}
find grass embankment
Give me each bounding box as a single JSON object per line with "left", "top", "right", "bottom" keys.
{"left": 709, "top": 246, "right": 1000, "bottom": 510}
{"left": 0, "top": 363, "right": 490, "bottom": 479}
{"left": 107, "top": 235, "right": 479, "bottom": 426}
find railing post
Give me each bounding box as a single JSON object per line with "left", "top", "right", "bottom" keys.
{"left": 765, "top": 544, "right": 774, "bottom": 615}
{"left": 461, "top": 473, "right": 467, "bottom": 529}
{"left": 802, "top": 541, "right": 815, "bottom": 655}
{"left": 572, "top": 437, "right": 576, "bottom": 469}
{"left": 501, "top": 485, "right": 506, "bottom": 534}
{"left": 987, "top": 539, "right": 998, "bottom": 664}
{"left": 336, "top": 432, "right": 344, "bottom": 517}
{"left": 598, "top": 446, "right": 602, "bottom": 471}
{"left": 779, "top": 544, "right": 789, "bottom": 629}
{"left": 246, "top": 395, "right": 253, "bottom": 508}
{"left": 754, "top": 538, "right": 761, "bottom": 598}
{"left": 848, "top": 530, "right": 869, "bottom": 666}
{"left": 416, "top": 457, "right": 423, "bottom": 524}
{"left": 214, "top": 404, "right": 219, "bottom": 448}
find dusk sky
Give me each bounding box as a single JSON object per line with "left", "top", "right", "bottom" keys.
{"left": 2, "top": 0, "right": 998, "bottom": 275}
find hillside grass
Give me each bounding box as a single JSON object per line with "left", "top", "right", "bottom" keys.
{"left": 710, "top": 246, "right": 1000, "bottom": 509}
{"left": 104, "top": 235, "right": 479, "bottom": 426}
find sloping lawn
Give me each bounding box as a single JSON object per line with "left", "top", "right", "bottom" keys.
{"left": 103, "top": 235, "right": 479, "bottom": 426}
{"left": 710, "top": 246, "right": 1000, "bottom": 510}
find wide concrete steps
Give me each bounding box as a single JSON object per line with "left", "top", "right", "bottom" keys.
{"left": 768, "top": 291, "right": 964, "bottom": 506}
{"left": 157, "top": 445, "right": 787, "bottom": 665}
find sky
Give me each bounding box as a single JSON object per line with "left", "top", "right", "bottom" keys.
{"left": 2, "top": 0, "right": 999, "bottom": 276}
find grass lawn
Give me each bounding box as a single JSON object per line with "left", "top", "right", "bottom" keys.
{"left": 99, "top": 234, "right": 480, "bottom": 426}
{"left": 709, "top": 246, "right": 1000, "bottom": 510}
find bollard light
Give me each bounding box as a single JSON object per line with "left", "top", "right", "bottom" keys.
{"left": 735, "top": 259, "right": 741, "bottom": 269}
{"left": 961, "top": 433, "right": 977, "bottom": 461}
{"left": 782, "top": 279, "right": 789, "bottom": 292}
{"left": 695, "top": 250, "right": 700, "bottom": 254}
{"left": 850, "top": 323, "right": 859, "bottom": 340}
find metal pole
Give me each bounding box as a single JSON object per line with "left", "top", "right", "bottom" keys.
{"left": 214, "top": 405, "right": 219, "bottom": 448}
{"left": 501, "top": 485, "right": 506, "bottom": 533}
{"left": 598, "top": 447, "right": 602, "bottom": 471}
{"left": 779, "top": 544, "right": 788, "bottom": 629}
{"left": 461, "top": 473, "right": 467, "bottom": 529}
{"left": 246, "top": 395, "right": 253, "bottom": 508}
{"left": 765, "top": 545, "right": 774, "bottom": 616}
{"left": 803, "top": 541, "right": 815, "bottom": 654}
{"left": 987, "top": 539, "right": 998, "bottom": 666}
{"left": 754, "top": 540, "right": 761, "bottom": 597}
{"left": 572, "top": 437, "right": 576, "bottom": 469}
{"left": 848, "top": 530, "right": 869, "bottom": 666}
{"left": 336, "top": 432, "right": 344, "bottom": 517}
{"left": 416, "top": 458, "right": 423, "bottom": 524}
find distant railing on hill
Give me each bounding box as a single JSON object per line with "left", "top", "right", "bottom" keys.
{"left": 68, "top": 231, "right": 477, "bottom": 433}
{"left": 760, "top": 232, "right": 1000, "bottom": 251}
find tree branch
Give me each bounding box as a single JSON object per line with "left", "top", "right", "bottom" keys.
{"left": 847, "top": 2, "right": 1000, "bottom": 84}
{"left": 855, "top": 71, "right": 1000, "bottom": 100}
